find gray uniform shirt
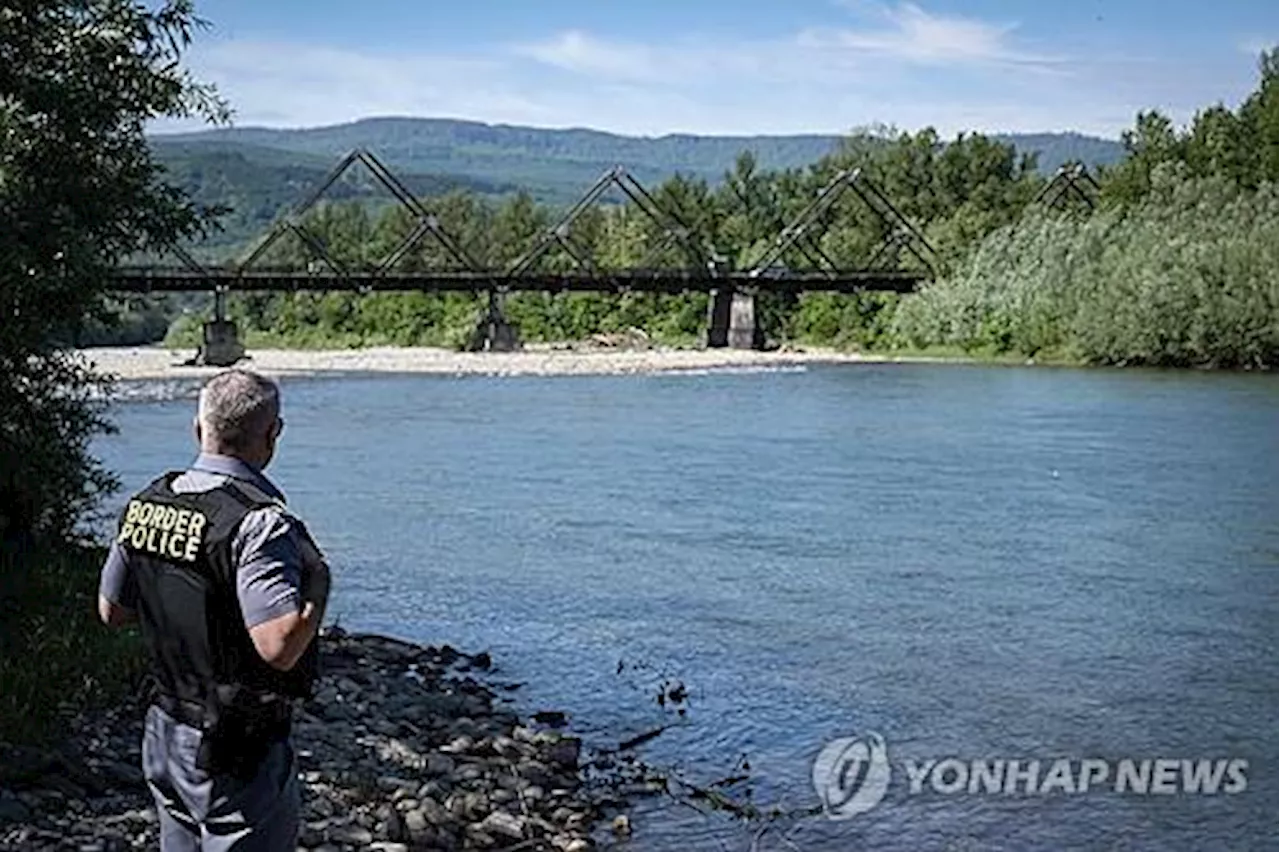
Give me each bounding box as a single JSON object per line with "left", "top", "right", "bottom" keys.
{"left": 99, "top": 453, "right": 316, "bottom": 629}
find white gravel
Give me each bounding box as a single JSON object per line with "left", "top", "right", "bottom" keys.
{"left": 81, "top": 343, "right": 930, "bottom": 381}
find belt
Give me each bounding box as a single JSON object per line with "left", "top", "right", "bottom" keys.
{"left": 153, "top": 692, "right": 294, "bottom": 731}
{"left": 154, "top": 693, "right": 211, "bottom": 728}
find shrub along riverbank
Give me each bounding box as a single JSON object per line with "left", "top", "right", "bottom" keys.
{"left": 892, "top": 172, "right": 1278, "bottom": 369}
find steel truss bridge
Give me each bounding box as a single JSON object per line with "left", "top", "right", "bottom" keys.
{"left": 106, "top": 149, "right": 1096, "bottom": 357}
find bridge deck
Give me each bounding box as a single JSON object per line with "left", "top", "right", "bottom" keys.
{"left": 106, "top": 268, "right": 927, "bottom": 294}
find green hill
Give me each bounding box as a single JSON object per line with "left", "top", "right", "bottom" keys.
{"left": 149, "top": 120, "right": 1124, "bottom": 253}
{"left": 154, "top": 118, "right": 1123, "bottom": 201}
{"left": 151, "top": 139, "right": 516, "bottom": 255}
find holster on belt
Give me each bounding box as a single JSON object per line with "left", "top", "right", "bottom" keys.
{"left": 191, "top": 685, "right": 293, "bottom": 780}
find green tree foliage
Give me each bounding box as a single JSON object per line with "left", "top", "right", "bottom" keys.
{"left": 1103, "top": 49, "right": 1278, "bottom": 203}
{"left": 892, "top": 170, "right": 1277, "bottom": 368}
{"left": 894, "top": 50, "right": 1278, "bottom": 368}
{"left": 1, "top": 0, "right": 223, "bottom": 745}
{"left": 2, "top": 0, "right": 225, "bottom": 539}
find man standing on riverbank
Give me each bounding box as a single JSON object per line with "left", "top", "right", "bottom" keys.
{"left": 97, "top": 369, "right": 330, "bottom": 851}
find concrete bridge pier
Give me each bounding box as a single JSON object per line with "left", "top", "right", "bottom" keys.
{"left": 471, "top": 289, "right": 522, "bottom": 352}
{"left": 705, "top": 288, "right": 763, "bottom": 350}
{"left": 200, "top": 287, "right": 245, "bottom": 367}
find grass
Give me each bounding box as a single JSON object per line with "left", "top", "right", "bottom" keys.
{"left": 0, "top": 539, "right": 145, "bottom": 754}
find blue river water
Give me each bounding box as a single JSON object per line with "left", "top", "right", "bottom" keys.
{"left": 93, "top": 363, "right": 1277, "bottom": 851}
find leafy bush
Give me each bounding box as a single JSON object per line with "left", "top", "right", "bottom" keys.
{"left": 892, "top": 170, "right": 1278, "bottom": 368}
{"left": 1, "top": 0, "right": 221, "bottom": 747}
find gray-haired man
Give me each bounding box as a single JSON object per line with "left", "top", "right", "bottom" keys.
{"left": 98, "top": 369, "right": 330, "bottom": 851}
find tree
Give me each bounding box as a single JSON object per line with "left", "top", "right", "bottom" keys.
{"left": 1, "top": 0, "right": 225, "bottom": 544}
{"left": 1101, "top": 48, "right": 1278, "bottom": 203}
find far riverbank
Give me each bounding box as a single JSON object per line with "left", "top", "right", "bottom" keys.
{"left": 81, "top": 343, "right": 976, "bottom": 382}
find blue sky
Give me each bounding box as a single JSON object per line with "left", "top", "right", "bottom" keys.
{"left": 171, "top": 0, "right": 1278, "bottom": 138}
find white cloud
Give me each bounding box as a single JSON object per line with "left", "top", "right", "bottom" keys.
{"left": 179, "top": 40, "right": 556, "bottom": 129}
{"left": 808, "top": 1, "right": 1052, "bottom": 66}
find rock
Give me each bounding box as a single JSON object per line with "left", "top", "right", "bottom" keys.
{"left": 612, "top": 814, "right": 632, "bottom": 836}
{"left": 451, "top": 790, "right": 487, "bottom": 821}
{"left": 0, "top": 634, "right": 605, "bottom": 851}
{"left": 413, "top": 796, "right": 448, "bottom": 826}
{"left": 328, "top": 824, "right": 373, "bottom": 845}
{"left": 403, "top": 808, "right": 429, "bottom": 839}
{"left": 461, "top": 696, "right": 491, "bottom": 718}
{"left": 480, "top": 811, "right": 526, "bottom": 840}
{"left": 376, "top": 775, "right": 417, "bottom": 794}
{"left": 417, "top": 778, "right": 450, "bottom": 800}
{"left": 465, "top": 827, "right": 496, "bottom": 848}
{"left": 546, "top": 738, "right": 581, "bottom": 769}
{"left": 424, "top": 753, "right": 456, "bottom": 776}
{"left": 518, "top": 761, "right": 555, "bottom": 789}
{"left": 439, "top": 735, "right": 473, "bottom": 755}
{"left": 299, "top": 820, "right": 327, "bottom": 845}
{"left": 491, "top": 735, "right": 520, "bottom": 758}
{"left": 383, "top": 807, "right": 406, "bottom": 842}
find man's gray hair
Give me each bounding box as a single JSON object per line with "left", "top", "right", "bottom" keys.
{"left": 198, "top": 370, "right": 280, "bottom": 451}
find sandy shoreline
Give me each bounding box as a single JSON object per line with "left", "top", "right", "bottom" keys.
{"left": 82, "top": 343, "right": 947, "bottom": 381}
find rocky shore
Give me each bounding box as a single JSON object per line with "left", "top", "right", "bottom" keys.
{"left": 0, "top": 628, "right": 624, "bottom": 851}
{"left": 80, "top": 342, "right": 943, "bottom": 383}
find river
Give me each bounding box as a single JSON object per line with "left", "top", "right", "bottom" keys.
{"left": 94, "top": 362, "right": 1277, "bottom": 851}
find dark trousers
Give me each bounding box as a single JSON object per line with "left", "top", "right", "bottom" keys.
{"left": 141, "top": 705, "right": 300, "bottom": 851}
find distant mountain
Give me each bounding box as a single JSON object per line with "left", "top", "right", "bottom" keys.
{"left": 154, "top": 118, "right": 1125, "bottom": 205}
{"left": 149, "top": 120, "right": 1125, "bottom": 253}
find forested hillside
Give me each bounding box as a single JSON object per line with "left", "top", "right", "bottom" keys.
{"left": 152, "top": 119, "right": 1123, "bottom": 209}
{"left": 151, "top": 141, "right": 516, "bottom": 255}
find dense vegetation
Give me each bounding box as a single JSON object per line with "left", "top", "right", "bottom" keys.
{"left": 153, "top": 119, "right": 1124, "bottom": 212}
{"left": 894, "top": 50, "right": 1278, "bottom": 369}
{"left": 1, "top": 0, "right": 222, "bottom": 748}
{"left": 169, "top": 52, "right": 1277, "bottom": 370}
{"left": 893, "top": 173, "right": 1277, "bottom": 367}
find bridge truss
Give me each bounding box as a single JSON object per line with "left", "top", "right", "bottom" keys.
{"left": 108, "top": 148, "right": 937, "bottom": 296}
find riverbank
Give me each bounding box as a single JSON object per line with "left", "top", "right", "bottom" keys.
{"left": 81, "top": 343, "right": 970, "bottom": 382}
{"left": 0, "top": 629, "right": 623, "bottom": 851}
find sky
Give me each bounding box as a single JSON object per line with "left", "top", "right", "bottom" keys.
{"left": 164, "top": 0, "right": 1279, "bottom": 139}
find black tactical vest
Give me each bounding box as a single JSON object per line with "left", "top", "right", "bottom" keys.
{"left": 117, "top": 472, "right": 317, "bottom": 713}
